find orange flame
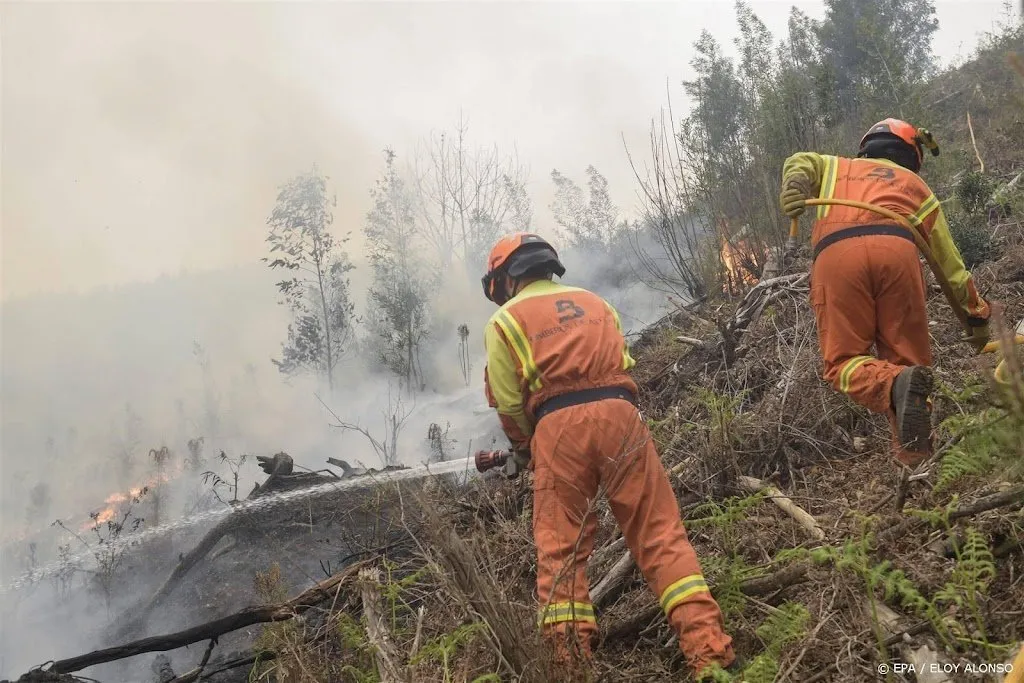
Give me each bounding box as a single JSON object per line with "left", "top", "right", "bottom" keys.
{"left": 721, "top": 238, "right": 760, "bottom": 293}
{"left": 82, "top": 459, "right": 184, "bottom": 531}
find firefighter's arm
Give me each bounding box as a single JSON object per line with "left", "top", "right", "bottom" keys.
{"left": 780, "top": 152, "right": 832, "bottom": 218}
{"left": 483, "top": 319, "right": 533, "bottom": 450}
{"left": 926, "top": 204, "right": 991, "bottom": 323}
{"left": 604, "top": 299, "right": 637, "bottom": 371}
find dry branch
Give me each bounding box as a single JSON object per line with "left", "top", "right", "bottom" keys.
{"left": 195, "top": 651, "right": 276, "bottom": 681}
{"left": 877, "top": 486, "right": 1024, "bottom": 544}
{"left": 359, "top": 566, "right": 409, "bottom": 683}
{"left": 594, "top": 540, "right": 813, "bottom": 623}
{"left": 737, "top": 476, "right": 826, "bottom": 541}
{"left": 675, "top": 335, "right": 705, "bottom": 347}
{"left": 591, "top": 550, "right": 635, "bottom": 608}
{"left": 967, "top": 111, "right": 985, "bottom": 174}
{"left": 47, "top": 561, "right": 367, "bottom": 675}
{"left": 802, "top": 621, "right": 932, "bottom": 683}
{"left": 417, "top": 504, "right": 532, "bottom": 680}
{"left": 873, "top": 602, "right": 954, "bottom": 683}
{"left": 165, "top": 638, "right": 217, "bottom": 683}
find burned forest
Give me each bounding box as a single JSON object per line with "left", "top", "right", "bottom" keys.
{"left": 2, "top": 1, "right": 1023, "bottom": 682}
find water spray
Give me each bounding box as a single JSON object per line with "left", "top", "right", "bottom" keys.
{"left": 0, "top": 455, "right": 481, "bottom": 596}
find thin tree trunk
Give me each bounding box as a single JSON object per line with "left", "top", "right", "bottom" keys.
{"left": 316, "top": 258, "right": 334, "bottom": 393}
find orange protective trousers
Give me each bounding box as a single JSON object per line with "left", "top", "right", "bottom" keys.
{"left": 810, "top": 235, "right": 932, "bottom": 465}
{"left": 531, "top": 397, "right": 735, "bottom": 673}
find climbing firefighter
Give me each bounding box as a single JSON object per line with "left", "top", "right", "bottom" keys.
{"left": 479, "top": 233, "right": 736, "bottom": 678}
{"left": 780, "top": 118, "right": 992, "bottom": 466}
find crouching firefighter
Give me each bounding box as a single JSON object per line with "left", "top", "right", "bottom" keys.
{"left": 479, "top": 233, "right": 736, "bottom": 677}
{"left": 780, "top": 118, "right": 992, "bottom": 466}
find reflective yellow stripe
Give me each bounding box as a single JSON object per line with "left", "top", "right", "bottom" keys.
{"left": 623, "top": 346, "right": 636, "bottom": 371}
{"left": 839, "top": 355, "right": 873, "bottom": 394}
{"left": 660, "top": 574, "right": 710, "bottom": 614}
{"left": 908, "top": 194, "right": 940, "bottom": 228}
{"left": 817, "top": 156, "right": 839, "bottom": 220}
{"left": 494, "top": 310, "right": 542, "bottom": 392}
{"left": 538, "top": 601, "right": 597, "bottom": 625}
{"left": 607, "top": 303, "right": 637, "bottom": 371}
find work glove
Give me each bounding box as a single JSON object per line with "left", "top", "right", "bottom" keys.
{"left": 503, "top": 448, "right": 531, "bottom": 480}
{"left": 963, "top": 316, "right": 991, "bottom": 353}
{"left": 780, "top": 175, "right": 814, "bottom": 218}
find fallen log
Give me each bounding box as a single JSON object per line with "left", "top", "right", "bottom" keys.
{"left": 46, "top": 561, "right": 367, "bottom": 675}
{"left": 737, "top": 476, "right": 826, "bottom": 541}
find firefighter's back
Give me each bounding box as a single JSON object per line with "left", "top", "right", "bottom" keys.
{"left": 814, "top": 156, "right": 933, "bottom": 244}
{"left": 497, "top": 280, "right": 637, "bottom": 414}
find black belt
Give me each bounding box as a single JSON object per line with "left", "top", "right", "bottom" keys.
{"left": 812, "top": 224, "right": 916, "bottom": 261}
{"left": 534, "top": 386, "right": 637, "bottom": 422}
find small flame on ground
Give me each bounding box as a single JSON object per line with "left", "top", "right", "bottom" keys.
{"left": 721, "top": 238, "right": 761, "bottom": 293}
{"left": 83, "top": 462, "right": 183, "bottom": 530}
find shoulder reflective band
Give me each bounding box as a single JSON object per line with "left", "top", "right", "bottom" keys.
{"left": 816, "top": 156, "right": 840, "bottom": 220}
{"left": 494, "top": 310, "right": 542, "bottom": 392}
{"left": 909, "top": 194, "right": 940, "bottom": 228}
{"left": 607, "top": 302, "right": 637, "bottom": 370}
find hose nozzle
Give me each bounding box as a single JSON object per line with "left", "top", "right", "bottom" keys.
{"left": 474, "top": 449, "right": 510, "bottom": 473}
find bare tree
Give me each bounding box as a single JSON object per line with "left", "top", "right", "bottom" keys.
{"left": 412, "top": 114, "right": 532, "bottom": 271}
{"left": 320, "top": 383, "right": 414, "bottom": 468}
{"left": 625, "top": 101, "right": 718, "bottom": 302}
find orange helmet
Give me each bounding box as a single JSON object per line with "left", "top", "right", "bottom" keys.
{"left": 481, "top": 233, "right": 565, "bottom": 304}
{"left": 857, "top": 118, "right": 939, "bottom": 171}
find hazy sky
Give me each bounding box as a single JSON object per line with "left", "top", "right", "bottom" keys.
{"left": 1, "top": 0, "right": 1016, "bottom": 301}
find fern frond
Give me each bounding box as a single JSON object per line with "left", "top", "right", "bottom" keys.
{"left": 755, "top": 601, "right": 810, "bottom": 654}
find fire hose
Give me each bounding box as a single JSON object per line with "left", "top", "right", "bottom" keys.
{"left": 788, "top": 197, "right": 1024, "bottom": 382}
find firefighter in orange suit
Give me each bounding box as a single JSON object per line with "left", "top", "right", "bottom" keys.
{"left": 480, "top": 233, "right": 735, "bottom": 677}
{"left": 780, "top": 118, "right": 991, "bottom": 466}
